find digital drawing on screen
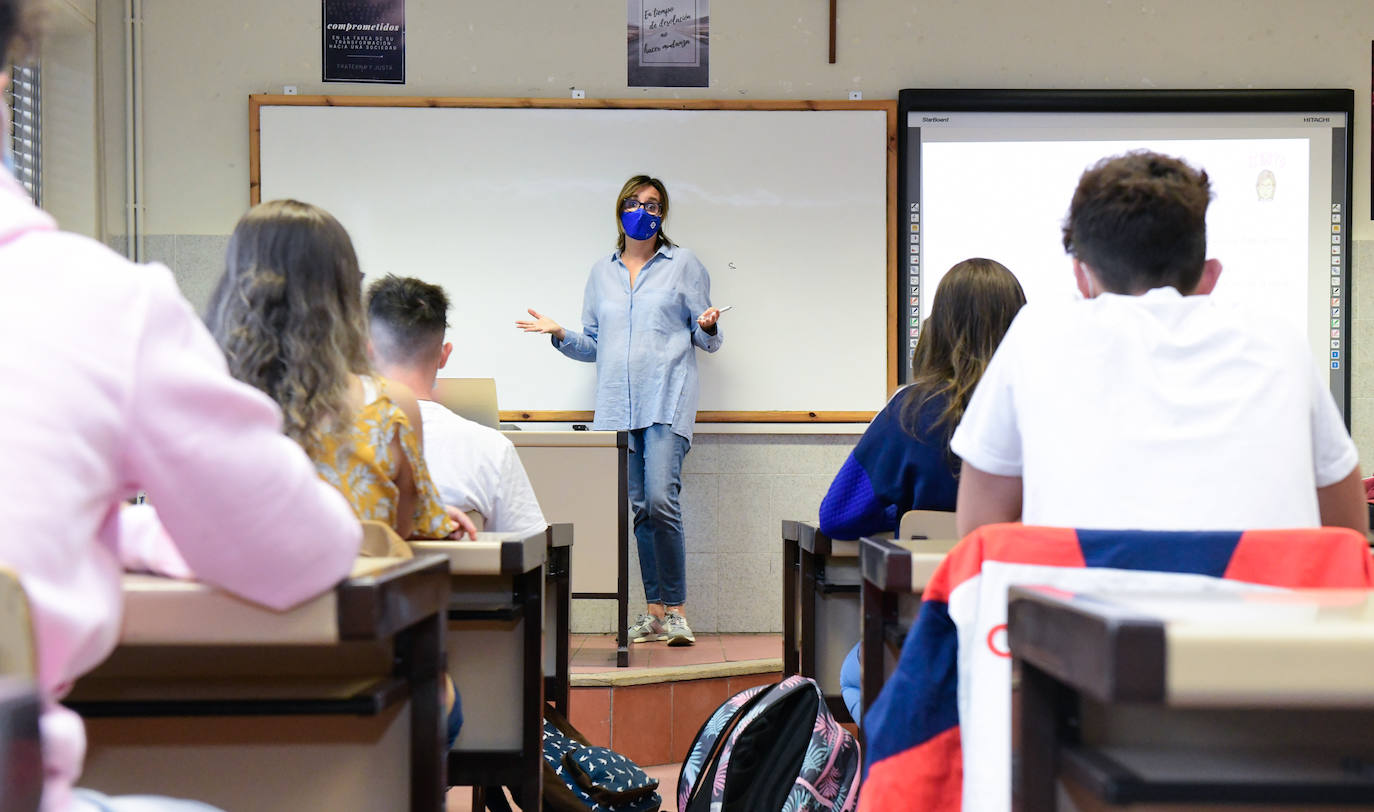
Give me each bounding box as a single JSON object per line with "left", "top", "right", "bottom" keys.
{"left": 323, "top": 0, "right": 405, "bottom": 84}
{"left": 628, "top": 0, "right": 709, "bottom": 88}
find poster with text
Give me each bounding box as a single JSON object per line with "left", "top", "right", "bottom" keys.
{"left": 628, "top": 0, "right": 709, "bottom": 88}
{"left": 323, "top": 0, "right": 405, "bottom": 84}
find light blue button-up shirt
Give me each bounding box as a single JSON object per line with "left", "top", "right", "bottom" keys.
{"left": 552, "top": 243, "right": 723, "bottom": 442}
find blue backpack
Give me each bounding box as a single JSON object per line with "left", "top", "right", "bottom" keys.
{"left": 678, "top": 675, "right": 861, "bottom": 811}
{"left": 481, "top": 704, "right": 660, "bottom": 812}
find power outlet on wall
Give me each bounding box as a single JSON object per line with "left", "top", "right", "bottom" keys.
{"left": 283, "top": 85, "right": 298, "bottom": 95}
{"left": 848, "top": 90, "right": 862, "bottom": 101}
{"left": 571, "top": 88, "right": 586, "bottom": 99}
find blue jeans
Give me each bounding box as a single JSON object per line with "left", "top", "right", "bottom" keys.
{"left": 627, "top": 424, "right": 690, "bottom": 607}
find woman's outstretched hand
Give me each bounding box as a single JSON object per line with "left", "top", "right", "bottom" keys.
{"left": 515, "top": 308, "right": 566, "bottom": 341}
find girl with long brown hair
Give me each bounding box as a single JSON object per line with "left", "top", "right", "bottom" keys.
{"left": 820, "top": 258, "right": 1026, "bottom": 539}
{"left": 206, "top": 199, "right": 475, "bottom": 541}
{"left": 821, "top": 257, "right": 1024, "bottom": 723}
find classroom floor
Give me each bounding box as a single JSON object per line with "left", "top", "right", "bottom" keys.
{"left": 445, "top": 763, "right": 682, "bottom": 812}
{"left": 446, "top": 633, "right": 783, "bottom": 811}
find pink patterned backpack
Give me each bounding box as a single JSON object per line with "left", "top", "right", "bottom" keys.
{"left": 677, "top": 675, "right": 861, "bottom": 811}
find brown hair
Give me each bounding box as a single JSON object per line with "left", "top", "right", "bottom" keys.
{"left": 1062, "top": 150, "right": 1213, "bottom": 294}
{"left": 614, "top": 174, "right": 676, "bottom": 254}
{"left": 366, "top": 274, "right": 450, "bottom": 367}
{"left": 206, "top": 199, "right": 372, "bottom": 456}
{"left": 900, "top": 258, "right": 1025, "bottom": 445}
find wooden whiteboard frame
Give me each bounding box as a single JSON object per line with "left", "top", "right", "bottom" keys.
{"left": 248, "top": 95, "right": 898, "bottom": 423}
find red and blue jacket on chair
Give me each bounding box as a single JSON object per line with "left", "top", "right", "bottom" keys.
{"left": 857, "top": 524, "right": 1374, "bottom": 812}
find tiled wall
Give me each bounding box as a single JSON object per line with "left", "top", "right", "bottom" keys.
{"left": 144, "top": 233, "right": 1374, "bottom": 633}
{"left": 110, "top": 233, "right": 229, "bottom": 316}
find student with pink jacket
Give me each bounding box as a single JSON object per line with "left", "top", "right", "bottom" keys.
{"left": 0, "top": 7, "right": 362, "bottom": 810}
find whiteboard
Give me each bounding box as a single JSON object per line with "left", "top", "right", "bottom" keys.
{"left": 255, "top": 100, "right": 893, "bottom": 420}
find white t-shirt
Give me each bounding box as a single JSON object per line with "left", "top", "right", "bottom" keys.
{"left": 417, "top": 400, "right": 548, "bottom": 537}
{"left": 950, "top": 287, "right": 1358, "bottom": 531}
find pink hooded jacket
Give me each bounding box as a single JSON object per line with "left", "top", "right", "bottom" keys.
{"left": 0, "top": 170, "right": 362, "bottom": 810}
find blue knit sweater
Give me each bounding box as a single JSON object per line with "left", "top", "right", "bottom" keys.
{"left": 818, "top": 388, "right": 959, "bottom": 539}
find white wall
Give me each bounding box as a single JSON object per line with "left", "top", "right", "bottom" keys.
{"left": 99, "top": 0, "right": 1374, "bottom": 237}
{"left": 38, "top": 0, "right": 99, "bottom": 237}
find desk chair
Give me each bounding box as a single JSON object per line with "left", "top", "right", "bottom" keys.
{"left": 361, "top": 513, "right": 487, "bottom": 558}
{"left": 0, "top": 568, "right": 34, "bottom": 681}
{"left": 897, "top": 509, "right": 958, "bottom": 548}
{"left": 0, "top": 568, "right": 40, "bottom": 812}
{"left": 859, "top": 524, "right": 1374, "bottom": 812}
{"left": 361, "top": 519, "right": 412, "bottom": 558}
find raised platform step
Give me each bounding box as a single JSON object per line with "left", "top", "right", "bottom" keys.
{"left": 568, "top": 633, "right": 783, "bottom": 766}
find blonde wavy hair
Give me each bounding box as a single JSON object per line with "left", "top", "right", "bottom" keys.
{"left": 206, "top": 199, "right": 372, "bottom": 456}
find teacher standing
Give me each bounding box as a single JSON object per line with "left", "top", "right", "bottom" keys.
{"left": 517, "top": 174, "right": 724, "bottom": 647}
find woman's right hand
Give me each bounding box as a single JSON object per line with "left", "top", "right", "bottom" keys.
{"left": 515, "top": 308, "right": 566, "bottom": 341}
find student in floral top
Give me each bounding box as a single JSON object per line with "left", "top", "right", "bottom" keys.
{"left": 206, "top": 199, "right": 476, "bottom": 542}
{"left": 205, "top": 199, "right": 474, "bottom": 751}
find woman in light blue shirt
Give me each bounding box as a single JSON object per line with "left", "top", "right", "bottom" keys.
{"left": 517, "top": 175, "right": 724, "bottom": 646}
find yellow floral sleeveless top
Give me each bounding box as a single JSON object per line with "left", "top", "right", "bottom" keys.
{"left": 312, "top": 376, "right": 455, "bottom": 539}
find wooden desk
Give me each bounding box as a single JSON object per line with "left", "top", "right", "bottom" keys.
{"left": 412, "top": 531, "right": 546, "bottom": 807}
{"left": 781, "top": 520, "right": 860, "bottom": 722}
{"left": 509, "top": 430, "right": 630, "bottom": 667}
{"left": 66, "top": 555, "right": 450, "bottom": 812}
{"left": 544, "top": 522, "right": 573, "bottom": 716}
{"left": 1008, "top": 586, "right": 1374, "bottom": 811}
{"left": 858, "top": 535, "right": 955, "bottom": 720}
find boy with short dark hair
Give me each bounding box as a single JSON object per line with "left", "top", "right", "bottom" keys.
{"left": 952, "top": 150, "right": 1366, "bottom": 535}
{"left": 367, "top": 274, "right": 547, "bottom": 537}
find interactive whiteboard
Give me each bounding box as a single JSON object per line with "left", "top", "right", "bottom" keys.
{"left": 252, "top": 97, "right": 896, "bottom": 422}
{"left": 896, "top": 89, "right": 1354, "bottom": 419}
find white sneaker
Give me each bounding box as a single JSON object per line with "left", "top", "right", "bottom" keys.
{"left": 664, "top": 611, "right": 695, "bottom": 647}
{"left": 628, "top": 613, "right": 667, "bottom": 643}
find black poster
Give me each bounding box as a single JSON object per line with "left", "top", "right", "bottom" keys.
{"left": 322, "top": 0, "right": 405, "bottom": 84}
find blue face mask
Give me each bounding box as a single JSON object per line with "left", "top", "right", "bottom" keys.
{"left": 620, "top": 209, "right": 661, "bottom": 242}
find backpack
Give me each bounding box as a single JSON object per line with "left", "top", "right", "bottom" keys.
{"left": 677, "top": 675, "right": 861, "bottom": 812}
{"left": 482, "top": 703, "right": 661, "bottom": 812}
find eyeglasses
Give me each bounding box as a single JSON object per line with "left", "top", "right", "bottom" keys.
{"left": 622, "top": 198, "right": 662, "bottom": 216}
